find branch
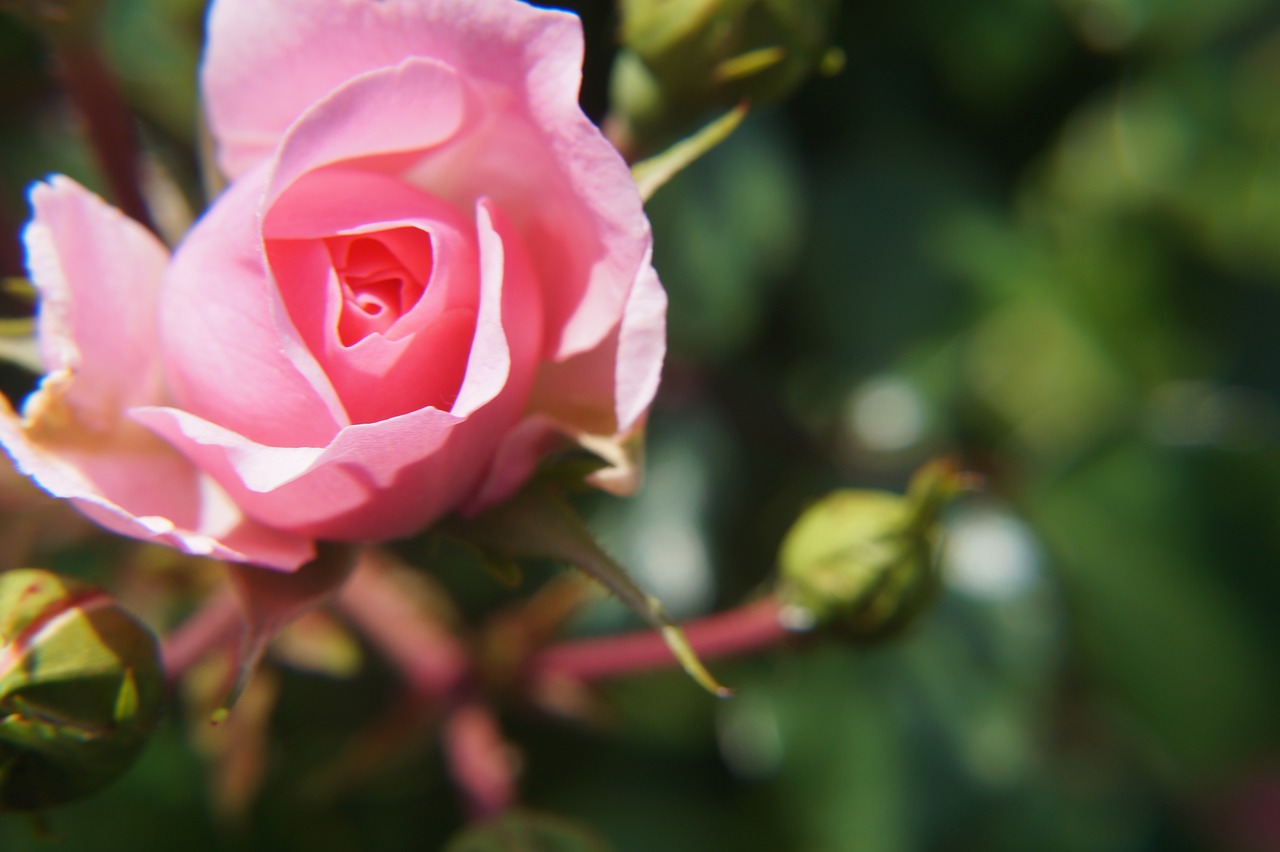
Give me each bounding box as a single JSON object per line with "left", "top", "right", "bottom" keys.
{"left": 525, "top": 595, "right": 793, "bottom": 686}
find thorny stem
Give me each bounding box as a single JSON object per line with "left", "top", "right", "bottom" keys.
{"left": 52, "top": 38, "right": 154, "bottom": 232}
{"left": 525, "top": 595, "right": 794, "bottom": 686}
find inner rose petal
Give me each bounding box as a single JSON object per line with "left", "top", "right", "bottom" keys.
{"left": 262, "top": 169, "right": 483, "bottom": 425}
{"left": 325, "top": 229, "right": 433, "bottom": 345}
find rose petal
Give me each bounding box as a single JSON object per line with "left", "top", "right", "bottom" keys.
{"left": 162, "top": 165, "right": 347, "bottom": 447}
{"left": 464, "top": 252, "right": 664, "bottom": 509}
{"left": 203, "top": 0, "right": 579, "bottom": 179}
{"left": 0, "top": 178, "right": 313, "bottom": 569}
{"left": 460, "top": 413, "right": 570, "bottom": 513}
{"left": 263, "top": 168, "right": 481, "bottom": 423}
{"left": 24, "top": 177, "right": 168, "bottom": 428}
{"left": 205, "top": 0, "right": 650, "bottom": 362}
{"left": 0, "top": 398, "right": 312, "bottom": 570}
{"left": 262, "top": 58, "right": 471, "bottom": 209}
{"left": 523, "top": 250, "right": 666, "bottom": 437}
{"left": 134, "top": 198, "right": 543, "bottom": 540}
{"left": 612, "top": 255, "right": 667, "bottom": 434}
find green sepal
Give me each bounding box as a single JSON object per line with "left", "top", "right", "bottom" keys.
{"left": 713, "top": 46, "right": 786, "bottom": 84}
{"left": 219, "top": 542, "right": 357, "bottom": 718}
{"left": 631, "top": 104, "right": 748, "bottom": 203}
{"left": 446, "top": 483, "right": 731, "bottom": 698}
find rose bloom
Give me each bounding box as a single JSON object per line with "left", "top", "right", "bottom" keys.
{"left": 0, "top": 0, "right": 665, "bottom": 570}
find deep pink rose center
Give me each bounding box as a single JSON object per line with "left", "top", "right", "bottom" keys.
{"left": 325, "top": 228, "right": 434, "bottom": 345}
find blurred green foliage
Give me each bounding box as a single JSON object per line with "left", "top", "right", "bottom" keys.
{"left": 2, "top": 0, "right": 1280, "bottom": 850}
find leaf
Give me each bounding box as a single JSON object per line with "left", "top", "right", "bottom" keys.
{"left": 630, "top": 104, "right": 748, "bottom": 203}
{"left": 447, "top": 483, "right": 731, "bottom": 698}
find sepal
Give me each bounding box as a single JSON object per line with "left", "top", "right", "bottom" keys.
{"left": 446, "top": 482, "right": 730, "bottom": 698}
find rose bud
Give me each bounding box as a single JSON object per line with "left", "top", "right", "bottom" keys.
{"left": 0, "top": 568, "right": 163, "bottom": 811}
{"left": 610, "top": 0, "right": 843, "bottom": 153}
{"left": 776, "top": 460, "right": 962, "bottom": 640}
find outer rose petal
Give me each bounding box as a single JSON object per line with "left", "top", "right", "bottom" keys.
{"left": 24, "top": 177, "right": 167, "bottom": 429}
{"left": 529, "top": 250, "right": 667, "bottom": 437}
{"left": 0, "top": 179, "right": 312, "bottom": 569}
{"left": 204, "top": 0, "right": 650, "bottom": 362}
{"left": 204, "top": 0, "right": 578, "bottom": 180}
{"left": 134, "top": 199, "right": 543, "bottom": 541}
{"left": 464, "top": 254, "right": 667, "bottom": 511}
{"left": 261, "top": 58, "right": 471, "bottom": 209}
{"left": 161, "top": 165, "right": 347, "bottom": 447}
{"left": 0, "top": 410, "right": 312, "bottom": 570}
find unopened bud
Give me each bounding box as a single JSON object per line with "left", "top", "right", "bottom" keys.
{"left": 611, "top": 0, "right": 842, "bottom": 153}
{"left": 0, "top": 569, "right": 163, "bottom": 810}
{"left": 776, "top": 460, "right": 962, "bottom": 640}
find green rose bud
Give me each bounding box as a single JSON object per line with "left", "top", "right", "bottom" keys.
{"left": 610, "top": 0, "right": 843, "bottom": 154}
{"left": 0, "top": 569, "right": 163, "bottom": 811}
{"left": 776, "top": 460, "right": 963, "bottom": 640}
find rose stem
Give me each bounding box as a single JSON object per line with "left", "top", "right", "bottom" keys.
{"left": 525, "top": 594, "right": 793, "bottom": 685}
{"left": 161, "top": 589, "right": 241, "bottom": 684}
{"left": 443, "top": 699, "right": 517, "bottom": 822}
{"left": 51, "top": 39, "right": 155, "bottom": 232}
{"left": 334, "top": 558, "right": 471, "bottom": 703}
{"left": 338, "top": 559, "right": 520, "bottom": 819}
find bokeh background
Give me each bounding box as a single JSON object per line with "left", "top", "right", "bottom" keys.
{"left": 1, "top": 0, "right": 1279, "bottom": 850}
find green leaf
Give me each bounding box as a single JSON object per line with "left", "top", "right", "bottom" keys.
{"left": 446, "top": 483, "right": 731, "bottom": 698}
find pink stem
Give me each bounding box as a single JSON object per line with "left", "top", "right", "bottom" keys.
{"left": 335, "top": 556, "right": 470, "bottom": 702}
{"left": 443, "top": 700, "right": 516, "bottom": 822}
{"left": 161, "top": 590, "right": 241, "bottom": 683}
{"left": 526, "top": 595, "right": 792, "bottom": 684}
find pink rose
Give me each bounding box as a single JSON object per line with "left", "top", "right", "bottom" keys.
{"left": 0, "top": 0, "right": 665, "bottom": 570}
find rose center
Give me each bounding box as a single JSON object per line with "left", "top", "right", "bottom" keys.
{"left": 324, "top": 229, "right": 434, "bottom": 346}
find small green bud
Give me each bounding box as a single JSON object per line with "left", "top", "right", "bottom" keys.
{"left": 776, "top": 460, "right": 963, "bottom": 640}
{"left": 0, "top": 569, "right": 163, "bottom": 811}
{"left": 611, "top": 0, "right": 842, "bottom": 153}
